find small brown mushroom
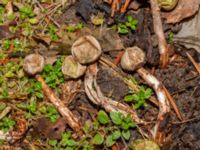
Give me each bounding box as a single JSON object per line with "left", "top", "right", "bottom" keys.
{"left": 120, "top": 47, "right": 146, "bottom": 71}
{"left": 23, "top": 54, "right": 45, "bottom": 76}
{"left": 120, "top": 46, "right": 170, "bottom": 143}
{"left": 71, "top": 35, "right": 102, "bottom": 64}
{"left": 62, "top": 56, "right": 87, "bottom": 79}
{"left": 23, "top": 54, "right": 81, "bottom": 132}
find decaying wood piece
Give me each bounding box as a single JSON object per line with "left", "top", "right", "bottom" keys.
{"left": 36, "top": 75, "right": 81, "bottom": 132}
{"left": 84, "top": 63, "right": 144, "bottom": 124}
{"left": 150, "top": 0, "right": 169, "bottom": 68}
{"left": 137, "top": 68, "right": 170, "bottom": 143}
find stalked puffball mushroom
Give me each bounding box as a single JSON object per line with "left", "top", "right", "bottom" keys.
{"left": 71, "top": 35, "right": 102, "bottom": 64}
{"left": 62, "top": 56, "right": 87, "bottom": 79}
{"left": 120, "top": 46, "right": 146, "bottom": 71}
{"left": 23, "top": 54, "right": 45, "bottom": 76}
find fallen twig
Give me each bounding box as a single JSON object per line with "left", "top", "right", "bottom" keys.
{"left": 113, "top": 51, "right": 124, "bottom": 65}
{"left": 186, "top": 52, "right": 200, "bottom": 75}
{"left": 163, "top": 85, "right": 183, "bottom": 120}
{"left": 150, "top": 0, "right": 169, "bottom": 68}
{"left": 36, "top": 75, "right": 81, "bottom": 132}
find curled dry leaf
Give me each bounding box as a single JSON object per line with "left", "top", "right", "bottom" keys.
{"left": 162, "top": 0, "right": 200, "bottom": 24}
{"left": 33, "top": 117, "right": 66, "bottom": 139}
{"left": 62, "top": 56, "right": 87, "bottom": 79}
{"left": 174, "top": 10, "right": 200, "bottom": 54}
{"left": 72, "top": 35, "right": 102, "bottom": 64}
{"left": 0, "top": 22, "right": 20, "bottom": 40}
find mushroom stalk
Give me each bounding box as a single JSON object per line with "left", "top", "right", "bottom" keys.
{"left": 137, "top": 68, "right": 170, "bottom": 142}
{"left": 84, "top": 64, "right": 144, "bottom": 124}
{"left": 150, "top": 0, "right": 169, "bottom": 68}
{"left": 36, "top": 75, "right": 81, "bottom": 132}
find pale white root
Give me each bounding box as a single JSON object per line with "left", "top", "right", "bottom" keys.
{"left": 36, "top": 75, "right": 81, "bottom": 132}
{"left": 84, "top": 64, "right": 144, "bottom": 124}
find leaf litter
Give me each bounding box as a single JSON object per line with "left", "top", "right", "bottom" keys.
{"left": 0, "top": 0, "right": 200, "bottom": 149}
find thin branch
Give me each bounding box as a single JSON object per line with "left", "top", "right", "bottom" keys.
{"left": 35, "top": 75, "right": 81, "bottom": 132}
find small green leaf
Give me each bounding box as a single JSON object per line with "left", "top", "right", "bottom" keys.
{"left": 112, "top": 130, "right": 121, "bottom": 140}
{"left": 110, "top": 112, "right": 122, "bottom": 125}
{"left": 131, "top": 19, "right": 138, "bottom": 25}
{"left": 97, "top": 110, "right": 109, "bottom": 125}
{"left": 121, "top": 121, "right": 129, "bottom": 130}
{"left": 124, "top": 95, "right": 134, "bottom": 102}
{"left": 106, "top": 135, "right": 115, "bottom": 147}
{"left": 117, "top": 23, "right": 129, "bottom": 34}
{"left": 35, "top": 92, "right": 43, "bottom": 99}
{"left": 122, "top": 130, "right": 131, "bottom": 140}
{"left": 127, "top": 16, "right": 133, "bottom": 22}
{"left": 48, "top": 139, "right": 57, "bottom": 146}
{"left": 66, "top": 139, "right": 76, "bottom": 146}
{"left": 65, "top": 147, "right": 73, "bottom": 150}
{"left": 92, "top": 132, "right": 104, "bottom": 145}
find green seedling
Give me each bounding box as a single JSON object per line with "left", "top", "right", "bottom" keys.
{"left": 125, "top": 16, "right": 138, "bottom": 31}
{"left": 0, "top": 6, "right": 5, "bottom": 24}
{"left": 19, "top": 5, "right": 34, "bottom": 20}
{"left": 48, "top": 111, "right": 136, "bottom": 149}
{"left": 0, "top": 117, "right": 16, "bottom": 133}
{"left": 17, "top": 100, "right": 37, "bottom": 119}
{"left": 47, "top": 24, "right": 59, "bottom": 41}
{"left": 42, "top": 57, "right": 65, "bottom": 89}
{"left": 66, "top": 23, "right": 83, "bottom": 32}
{"left": 124, "top": 86, "right": 153, "bottom": 109}
{"left": 117, "top": 16, "right": 138, "bottom": 34}
{"left": 117, "top": 23, "right": 129, "bottom": 34}
{"left": 168, "top": 31, "right": 174, "bottom": 44}
{"left": 3, "top": 39, "right": 11, "bottom": 50}
{"left": 27, "top": 80, "right": 43, "bottom": 99}
{"left": 97, "top": 111, "right": 136, "bottom": 147}
{"left": 39, "top": 105, "right": 59, "bottom": 123}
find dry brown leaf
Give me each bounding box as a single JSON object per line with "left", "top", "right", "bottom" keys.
{"left": 162, "top": 0, "right": 200, "bottom": 24}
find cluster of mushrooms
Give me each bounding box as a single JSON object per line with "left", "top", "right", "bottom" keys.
{"left": 22, "top": 35, "right": 170, "bottom": 143}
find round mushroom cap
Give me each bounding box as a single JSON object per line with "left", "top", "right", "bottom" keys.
{"left": 121, "top": 47, "right": 146, "bottom": 71}
{"left": 23, "top": 54, "right": 45, "bottom": 75}
{"left": 62, "top": 56, "right": 87, "bottom": 79}
{"left": 71, "top": 35, "right": 102, "bottom": 64}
